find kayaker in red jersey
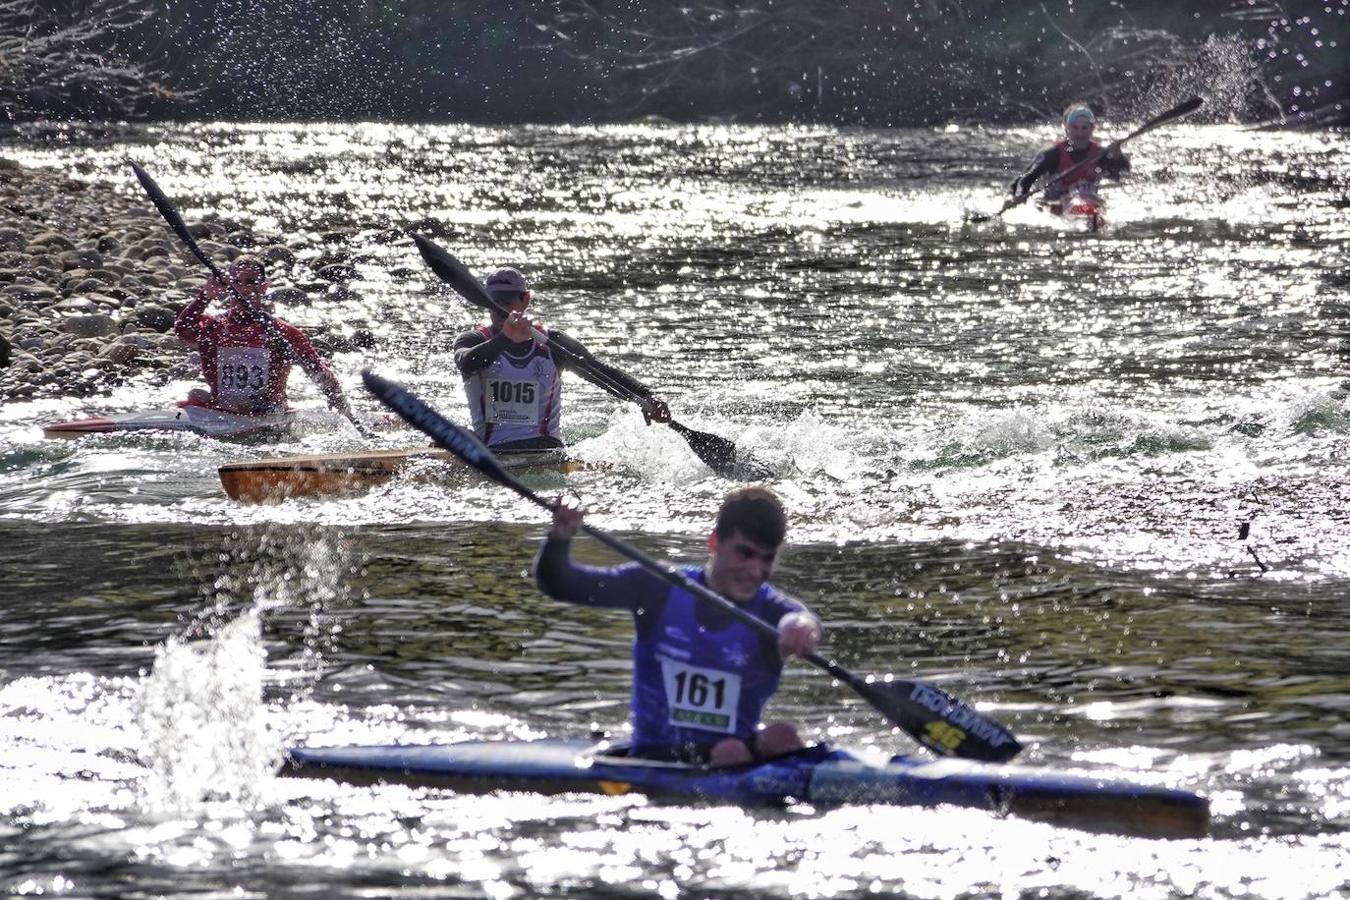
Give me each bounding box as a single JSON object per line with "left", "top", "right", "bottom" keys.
{"left": 534, "top": 486, "right": 823, "bottom": 766}
{"left": 1010, "top": 104, "right": 1130, "bottom": 202}
{"left": 174, "top": 256, "right": 350, "bottom": 416}
{"left": 453, "top": 266, "right": 671, "bottom": 452}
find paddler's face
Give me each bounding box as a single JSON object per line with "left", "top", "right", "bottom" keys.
{"left": 489, "top": 292, "right": 530, "bottom": 326}
{"left": 1065, "top": 120, "right": 1094, "bottom": 146}
{"left": 228, "top": 262, "right": 267, "bottom": 298}
{"left": 707, "top": 531, "right": 780, "bottom": 603}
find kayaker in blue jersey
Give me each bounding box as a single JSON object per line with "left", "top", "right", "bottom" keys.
{"left": 1010, "top": 104, "right": 1130, "bottom": 202}
{"left": 453, "top": 266, "right": 670, "bottom": 452}
{"left": 534, "top": 486, "right": 823, "bottom": 766}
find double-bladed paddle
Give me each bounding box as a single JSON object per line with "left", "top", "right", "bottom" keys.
{"left": 130, "top": 161, "right": 374, "bottom": 438}
{"left": 410, "top": 233, "right": 767, "bottom": 480}
{"left": 362, "top": 370, "right": 1023, "bottom": 764}
{"left": 968, "top": 95, "right": 1205, "bottom": 224}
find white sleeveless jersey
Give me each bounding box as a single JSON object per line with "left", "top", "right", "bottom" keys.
{"left": 464, "top": 328, "right": 562, "bottom": 446}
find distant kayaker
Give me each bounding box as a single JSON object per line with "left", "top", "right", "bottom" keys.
{"left": 453, "top": 266, "right": 670, "bottom": 452}
{"left": 534, "top": 485, "right": 823, "bottom": 766}
{"left": 174, "top": 255, "right": 350, "bottom": 416}
{"left": 1010, "top": 104, "right": 1131, "bottom": 202}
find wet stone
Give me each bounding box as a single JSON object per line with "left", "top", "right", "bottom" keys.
{"left": 0, "top": 228, "right": 25, "bottom": 251}
{"left": 4, "top": 284, "right": 57, "bottom": 304}
{"left": 28, "top": 232, "right": 77, "bottom": 252}
{"left": 98, "top": 341, "right": 141, "bottom": 365}
{"left": 317, "top": 263, "right": 356, "bottom": 282}
{"left": 125, "top": 305, "right": 176, "bottom": 333}
{"left": 61, "top": 248, "right": 103, "bottom": 270}
{"left": 60, "top": 314, "right": 118, "bottom": 338}
{"left": 268, "top": 286, "right": 310, "bottom": 307}
{"left": 53, "top": 298, "right": 99, "bottom": 314}
{"left": 262, "top": 244, "right": 296, "bottom": 266}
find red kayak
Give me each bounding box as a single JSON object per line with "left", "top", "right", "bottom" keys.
{"left": 1037, "top": 192, "right": 1106, "bottom": 233}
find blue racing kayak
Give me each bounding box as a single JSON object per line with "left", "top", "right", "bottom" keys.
{"left": 282, "top": 739, "right": 1209, "bottom": 839}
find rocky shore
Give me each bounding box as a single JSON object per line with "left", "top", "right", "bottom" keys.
{"left": 0, "top": 158, "right": 372, "bottom": 404}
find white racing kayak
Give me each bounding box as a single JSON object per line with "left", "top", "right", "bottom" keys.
{"left": 42, "top": 405, "right": 296, "bottom": 441}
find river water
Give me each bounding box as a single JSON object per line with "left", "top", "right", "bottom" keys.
{"left": 1, "top": 121, "right": 1348, "bottom": 897}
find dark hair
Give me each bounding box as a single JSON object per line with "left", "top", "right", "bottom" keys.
{"left": 714, "top": 486, "right": 787, "bottom": 547}
{"left": 229, "top": 255, "right": 267, "bottom": 282}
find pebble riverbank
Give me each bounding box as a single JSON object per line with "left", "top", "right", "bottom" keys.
{"left": 0, "top": 158, "right": 374, "bottom": 404}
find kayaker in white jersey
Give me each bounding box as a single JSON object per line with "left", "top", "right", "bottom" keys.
{"left": 453, "top": 266, "right": 671, "bottom": 452}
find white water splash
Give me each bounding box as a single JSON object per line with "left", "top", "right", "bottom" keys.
{"left": 134, "top": 611, "right": 278, "bottom": 811}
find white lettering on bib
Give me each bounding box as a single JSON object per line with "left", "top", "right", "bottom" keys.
{"left": 660, "top": 657, "right": 741, "bottom": 735}
{"left": 217, "top": 346, "right": 271, "bottom": 407}
{"left": 484, "top": 376, "right": 540, "bottom": 426}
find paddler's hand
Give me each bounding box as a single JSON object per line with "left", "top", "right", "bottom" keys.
{"left": 777, "top": 611, "right": 821, "bottom": 658}
{"left": 502, "top": 310, "right": 535, "bottom": 343}
{"left": 202, "top": 274, "right": 226, "bottom": 301}
{"left": 549, "top": 494, "right": 585, "bottom": 540}
{"left": 641, "top": 398, "right": 671, "bottom": 426}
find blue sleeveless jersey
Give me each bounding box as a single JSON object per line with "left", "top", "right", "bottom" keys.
{"left": 630, "top": 567, "right": 785, "bottom": 753}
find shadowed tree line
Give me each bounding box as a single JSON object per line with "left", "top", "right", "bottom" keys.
{"left": 4, "top": 0, "right": 1346, "bottom": 125}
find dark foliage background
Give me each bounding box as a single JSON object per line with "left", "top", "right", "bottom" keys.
{"left": 4, "top": 0, "right": 1347, "bottom": 124}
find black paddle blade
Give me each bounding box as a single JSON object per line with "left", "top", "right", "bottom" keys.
{"left": 411, "top": 233, "right": 505, "bottom": 316}
{"left": 362, "top": 371, "right": 509, "bottom": 485}
{"left": 130, "top": 161, "right": 216, "bottom": 274}
{"left": 668, "top": 420, "right": 772, "bottom": 480}
{"left": 1158, "top": 95, "right": 1203, "bottom": 123}
{"left": 854, "top": 676, "right": 1022, "bottom": 763}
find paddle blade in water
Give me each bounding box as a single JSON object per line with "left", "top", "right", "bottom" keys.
{"left": 668, "top": 420, "right": 772, "bottom": 480}
{"left": 362, "top": 371, "right": 509, "bottom": 485}
{"left": 854, "top": 676, "right": 1022, "bottom": 763}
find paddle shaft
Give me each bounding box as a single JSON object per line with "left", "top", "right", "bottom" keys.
{"left": 131, "top": 162, "right": 371, "bottom": 435}
{"left": 362, "top": 370, "right": 1022, "bottom": 762}
{"left": 985, "top": 96, "right": 1204, "bottom": 220}
{"left": 450, "top": 264, "right": 647, "bottom": 407}
{"left": 412, "top": 235, "right": 747, "bottom": 476}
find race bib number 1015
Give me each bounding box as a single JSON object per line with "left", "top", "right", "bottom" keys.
{"left": 485, "top": 378, "right": 540, "bottom": 425}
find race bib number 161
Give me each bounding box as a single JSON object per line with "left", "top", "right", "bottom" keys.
{"left": 660, "top": 659, "right": 741, "bottom": 735}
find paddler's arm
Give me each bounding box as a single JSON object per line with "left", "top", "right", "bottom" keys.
{"left": 760, "top": 588, "right": 824, "bottom": 658}
{"left": 548, "top": 330, "right": 672, "bottom": 423}
{"left": 173, "top": 275, "right": 224, "bottom": 347}
{"left": 1098, "top": 147, "right": 1131, "bottom": 180}
{"left": 453, "top": 327, "right": 512, "bottom": 376}
{"left": 1010, "top": 148, "right": 1055, "bottom": 196}
{"left": 533, "top": 496, "right": 664, "bottom": 610}
{"left": 277, "top": 319, "right": 350, "bottom": 411}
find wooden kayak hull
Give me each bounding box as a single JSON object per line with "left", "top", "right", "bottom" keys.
{"left": 219, "top": 447, "right": 581, "bottom": 503}
{"left": 42, "top": 406, "right": 295, "bottom": 441}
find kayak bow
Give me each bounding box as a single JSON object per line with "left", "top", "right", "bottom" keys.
{"left": 282, "top": 738, "right": 1210, "bottom": 840}
{"left": 219, "top": 446, "right": 581, "bottom": 503}
{"left": 43, "top": 406, "right": 295, "bottom": 441}
{"left": 1037, "top": 192, "right": 1107, "bottom": 233}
